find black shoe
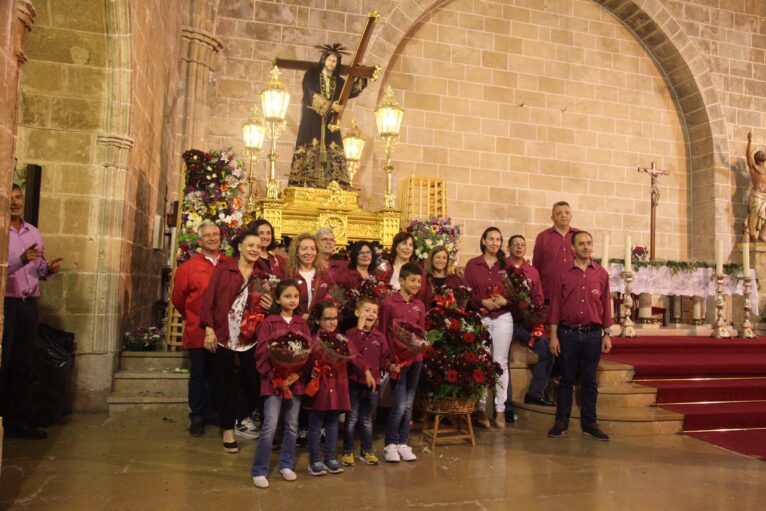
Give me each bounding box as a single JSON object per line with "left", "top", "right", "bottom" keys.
{"left": 189, "top": 420, "right": 205, "bottom": 437}
{"left": 547, "top": 420, "right": 568, "bottom": 438}
{"left": 8, "top": 425, "right": 48, "bottom": 440}
{"left": 525, "top": 395, "right": 555, "bottom": 407}
{"left": 582, "top": 423, "right": 609, "bottom": 441}
{"left": 504, "top": 409, "right": 518, "bottom": 424}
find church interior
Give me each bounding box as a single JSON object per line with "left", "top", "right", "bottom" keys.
{"left": 1, "top": 0, "right": 766, "bottom": 508}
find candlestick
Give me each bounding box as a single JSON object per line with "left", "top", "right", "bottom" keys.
{"left": 624, "top": 236, "right": 632, "bottom": 273}
{"left": 620, "top": 270, "right": 637, "bottom": 338}
{"left": 739, "top": 276, "right": 756, "bottom": 338}
{"left": 602, "top": 234, "right": 610, "bottom": 272}
{"left": 712, "top": 274, "right": 731, "bottom": 339}
{"left": 715, "top": 239, "right": 723, "bottom": 275}
{"left": 743, "top": 241, "right": 750, "bottom": 274}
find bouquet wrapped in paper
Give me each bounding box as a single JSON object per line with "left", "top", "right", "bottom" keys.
{"left": 326, "top": 283, "right": 358, "bottom": 321}
{"left": 240, "top": 274, "right": 281, "bottom": 341}
{"left": 390, "top": 319, "right": 435, "bottom": 379}
{"left": 358, "top": 276, "right": 395, "bottom": 302}
{"left": 305, "top": 331, "right": 354, "bottom": 397}
{"left": 500, "top": 268, "right": 549, "bottom": 348}
{"left": 266, "top": 331, "right": 312, "bottom": 398}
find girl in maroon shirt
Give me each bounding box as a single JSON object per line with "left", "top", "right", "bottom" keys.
{"left": 304, "top": 301, "right": 375, "bottom": 476}
{"left": 251, "top": 279, "right": 314, "bottom": 488}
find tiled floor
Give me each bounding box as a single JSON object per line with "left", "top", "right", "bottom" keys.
{"left": 1, "top": 412, "right": 764, "bottom": 510}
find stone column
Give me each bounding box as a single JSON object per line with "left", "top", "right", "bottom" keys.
{"left": 179, "top": 27, "right": 222, "bottom": 152}
{"left": 0, "top": 0, "right": 36, "bottom": 459}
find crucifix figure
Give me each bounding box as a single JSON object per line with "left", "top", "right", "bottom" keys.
{"left": 637, "top": 161, "right": 670, "bottom": 261}
{"left": 276, "top": 11, "right": 380, "bottom": 189}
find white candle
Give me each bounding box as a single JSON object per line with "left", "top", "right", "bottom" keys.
{"left": 602, "top": 234, "right": 610, "bottom": 271}
{"left": 743, "top": 241, "right": 750, "bottom": 275}
{"left": 624, "top": 235, "right": 632, "bottom": 273}
{"left": 715, "top": 239, "right": 723, "bottom": 275}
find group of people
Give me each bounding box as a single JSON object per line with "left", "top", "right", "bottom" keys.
{"left": 171, "top": 200, "right": 614, "bottom": 489}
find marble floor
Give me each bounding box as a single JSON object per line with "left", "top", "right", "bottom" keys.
{"left": 1, "top": 413, "right": 764, "bottom": 511}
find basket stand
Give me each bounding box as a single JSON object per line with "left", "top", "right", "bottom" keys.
{"left": 419, "top": 398, "right": 477, "bottom": 451}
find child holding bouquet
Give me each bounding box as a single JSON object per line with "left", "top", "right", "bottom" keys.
{"left": 304, "top": 301, "right": 376, "bottom": 476}
{"left": 341, "top": 297, "right": 391, "bottom": 466}
{"left": 378, "top": 262, "right": 426, "bottom": 463}
{"left": 251, "top": 279, "right": 314, "bottom": 489}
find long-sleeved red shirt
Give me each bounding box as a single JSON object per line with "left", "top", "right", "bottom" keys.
{"left": 345, "top": 327, "right": 391, "bottom": 385}
{"left": 463, "top": 255, "right": 511, "bottom": 319}
{"left": 532, "top": 226, "right": 578, "bottom": 300}
{"left": 417, "top": 273, "right": 464, "bottom": 311}
{"left": 171, "top": 252, "right": 227, "bottom": 348}
{"left": 548, "top": 261, "right": 612, "bottom": 329}
{"left": 200, "top": 258, "right": 260, "bottom": 348}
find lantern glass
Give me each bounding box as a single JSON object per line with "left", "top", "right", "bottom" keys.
{"left": 261, "top": 89, "right": 290, "bottom": 121}
{"left": 375, "top": 86, "right": 404, "bottom": 137}
{"left": 242, "top": 116, "right": 266, "bottom": 151}
{"left": 343, "top": 134, "right": 365, "bottom": 162}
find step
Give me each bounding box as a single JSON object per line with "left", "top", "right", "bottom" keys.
{"left": 111, "top": 370, "right": 189, "bottom": 394}
{"left": 107, "top": 392, "right": 188, "bottom": 415}
{"left": 596, "top": 359, "right": 635, "bottom": 384}
{"left": 515, "top": 401, "right": 684, "bottom": 436}
{"left": 592, "top": 382, "right": 657, "bottom": 408}
{"left": 661, "top": 401, "right": 766, "bottom": 431}
{"left": 637, "top": 377, "right": 766, "bottom": 405}
{"left": 120, "top": 351, "right": 190, "bottom": 371}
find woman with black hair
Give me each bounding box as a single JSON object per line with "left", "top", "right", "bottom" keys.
{"left": 335, "top": 240, "right": 377, "bottom": 331}
{"left": 288, "top": 44, "right": 368, "bottom": 188}
{"left": 463, "top": 227, "right": 515, "bottom": 429}
{"left": 385, "top": 231, "right": 417, "bottom": 290}
{"left": 200, "top": 230, "right": 267, "bottom": 452}
{"left": 249, "top": 218, "right": 286, "bottom": 279}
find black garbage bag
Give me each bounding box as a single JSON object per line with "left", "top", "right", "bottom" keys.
{"left": 28, "top": 324, "right": 75, "bottom": 427}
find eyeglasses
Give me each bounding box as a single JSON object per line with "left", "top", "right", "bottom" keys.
{"left": 510, "top": 242, "right": 525, "bottom": 248}
{"left": 320, "top": 316, "right": 339, "bottom": 322}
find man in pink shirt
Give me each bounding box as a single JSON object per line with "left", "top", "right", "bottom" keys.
{"left": 547, "top": 231, "right": 612, "bottom": 441}
{"left": 532, "top": 201, "right": 578, "bottom": 302}
{"left": 1, "top": 184, "right": 62, "bottom": 439}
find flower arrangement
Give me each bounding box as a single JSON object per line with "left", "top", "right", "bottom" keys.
{"left": 124, "top": 326, "right": 163, "bottom": 351}
{"left": 406, "top": 217, "right": 462, "bottom": 263}
{"left": 306, "top": 331, "right": 354, "bottom": 397}
{"left": 267, "top": 331, "right": 312, "bottom": 398}
{"left": 177, "top": 149, "right": 246, "bottom": 265}
{"left": 421, "top": 306, "right": 501, "bottom": 402}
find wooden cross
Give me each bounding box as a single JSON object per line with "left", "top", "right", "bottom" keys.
{"left": 275, "top": 11, "right": 380, "bottom": 129}
{"left": 637, "top": 161, "right": 670, "bottom": 261}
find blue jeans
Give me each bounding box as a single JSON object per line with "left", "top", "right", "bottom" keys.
{"left": 251, "top": 395, "right": 301, "bottom": 477}
{"left": 555, "top": 328, "right": 603, "bottom": 427}
{"left": 504, "top": 322, "right": 553, "bottom": 408}
{"left": 187, "top": 348, "right": 218, "bottom": 423}
{"left": 384, "top": 361, "right": 422, "bottom": 446}
{"left": 343, "top": 381, "right": 380, "bottom": 453}
{"left": 308, "top": 410, "right": 340, "bottom": 463}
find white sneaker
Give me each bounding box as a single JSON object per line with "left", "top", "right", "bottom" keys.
{"left": 397, "top": 444, "right": 417, "bottom": 462}
{"left": 235, "top": 417, "right": 259, "bottom": 440}
{"left": 252, "top": 476, "right": 269, "bottom": 489}
{"left": 384, "top": 443, "right": 401, "bottom": 463}
{"left": 280, "top": 468, "right": 297, "bottom": 482}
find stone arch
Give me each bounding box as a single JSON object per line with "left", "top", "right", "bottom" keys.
{"left": 360, "top": 0, "right": 727, "bottom": 259}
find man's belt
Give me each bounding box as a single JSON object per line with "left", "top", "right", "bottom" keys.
{"left": 5, "top": 296, "right": 35, "bottom": 303}
{"left": 559, "top": 323, "right": 601, "bottom": 333}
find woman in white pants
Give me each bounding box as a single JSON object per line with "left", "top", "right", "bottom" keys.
{"left": 463, "top": 227, "right": 514, "bottom": 428}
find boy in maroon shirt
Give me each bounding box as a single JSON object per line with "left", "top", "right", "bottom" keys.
{"left": 378, "top": 262, "right": 425, "bottom": 463}
{"left": 341, "top": 297, "right": 392, "bottom": 466}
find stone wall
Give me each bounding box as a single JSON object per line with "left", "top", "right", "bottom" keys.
{"left": 13, "top": 0, "right": 183, "bottom": 410}
{"left": 207, "top": 0, "right": 765, "bottom": 263}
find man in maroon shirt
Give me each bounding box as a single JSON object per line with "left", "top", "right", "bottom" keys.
{"left": 547, "top": 231, "right": 612, "bottom": 441}
{"left": 504, "top": 235, "right": 554, "bottom": 408}
{"left": 532, "top": 201, "right": 577, "bottom": 302}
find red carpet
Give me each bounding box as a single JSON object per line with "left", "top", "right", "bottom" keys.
{"left": 603, "top": 336, "right": 766, "bottom": 461}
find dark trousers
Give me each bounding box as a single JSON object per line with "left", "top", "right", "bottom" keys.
{"left": 555, "top": 328, "right": 602, "bottom": 427}
{"left": 343, "top": 381, "right": 380, "bottom": 453}
{"left": 505, "top": 322, "right": 554, "bottom": 409}
{"left": 212, "top": 346, "right": 260, "bottom": 430}
{"left": 0, "top": 298, "right": 38, "bottom": 429}
{"left": 187, "top": 348, "right": 218, "bottom": 423}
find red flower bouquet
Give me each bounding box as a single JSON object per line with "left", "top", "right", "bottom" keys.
{"left": 421, "top": 306, "right": 501, "bottom": 401}
{"left": 389, "top": 319, "right": 435, "bottom": 380}
{"left": 305, "top": 331, "right": 354, "bottom": 397}
{"left": 240, "top": 274, "right": 281, "bottom": 341}
{"left": 358, "top": 276, "right": 394, "bottom": 302}
{"left": 266, "top": 331, "right": 312, "bottom": 399}
{"left": 501, "top": 268, "right": 549, "bottom": 348}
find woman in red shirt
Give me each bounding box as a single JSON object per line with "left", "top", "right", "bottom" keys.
{"left": 285, "top": 233, "right": 333, "bottom": 320}
{"left": 463, "top": 227, "right": 514, "bottom": 429}
{"left": 249, "top": 218, "right": 286, "bottom": 278}
{"left": 417, "top": 245, "right": 463, "bottom": 311}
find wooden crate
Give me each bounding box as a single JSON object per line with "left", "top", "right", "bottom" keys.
{"left": 399, "top": 176, "right": 447, "bottom": 222}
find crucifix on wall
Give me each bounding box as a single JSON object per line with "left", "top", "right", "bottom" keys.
{"left": 637, "top": 161, "right": 670, "bottom": 261}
